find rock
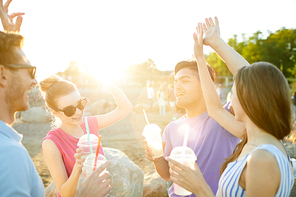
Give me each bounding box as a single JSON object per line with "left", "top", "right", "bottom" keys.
{"left": 143, "top": 170, "right": 171, "bottom": 197}
{"left": 20, "top": 107, "right": 51, "bottom": 123}
{"left": 28, "top": 87, "right": 45, "bottom": 107}
{"left": 284, "top": 142, "right": 296, "bottom": 158}
{"left": 104, "top": 148, "right": 144, "bottom": 197}
{"left": 44, "top": 148, "right": 144, "bottom": 197}
{"left": 44, "top": 181, "right": 58, "bottom": 197}
{"left": 291, "top": 158, "right": 296, "bottom": 179}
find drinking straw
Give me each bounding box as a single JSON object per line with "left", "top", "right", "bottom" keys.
{"left": 93, "top": 135, "right": 102, "bottom": 171}
{"left": 143, "top": 109, "right": 150, "bottom": 125}
{"left": 182, "top": 126, "right": 190, "bottom": 158}
{"left": 85, "top": 117, "right": 93, "bottom": 154}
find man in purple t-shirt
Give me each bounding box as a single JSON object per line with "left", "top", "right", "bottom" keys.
{"left": 144, "top": 60, "right": 241, "bottom": 196}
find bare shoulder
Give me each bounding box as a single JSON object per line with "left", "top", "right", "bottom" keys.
{"left": 246, "top": 148, "right": 280, "bottom": 178}
{"left": 248, "top": 149, "right": 278, "bottom": 168}
{"left": 42, "top": 138, "right": 60, "bottom": 154}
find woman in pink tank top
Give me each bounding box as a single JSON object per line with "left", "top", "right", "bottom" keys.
{"left": 39, "top": 75, "right": 133, "bottom": 197}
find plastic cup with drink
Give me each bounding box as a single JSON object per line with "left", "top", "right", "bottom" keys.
{"left": 169, "top": 146, "right": 197, "bottom": 196}
{"left": 82, "top": 154, "right": 107, "bottom": 177}
{"left": 143, "top": 123, "right": 164, "bottom": 158}
{"left": 142, "top": 109, "right": 164, "bottom": 158}
{"left": 77, "top": 134, "right": 98, "bottom": 159}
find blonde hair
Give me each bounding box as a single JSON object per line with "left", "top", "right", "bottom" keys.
{"left": 39, "top": 75, "right": 77, "bottom": 110}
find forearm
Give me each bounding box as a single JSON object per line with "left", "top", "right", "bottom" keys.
{"left": 196, "top": 56, "right": 223, "bottom": 116}
{"left": 59, "top": 164, "right": 82, "bottom": 197}
{"left": 107, "top": 81, "right": 133, "bottom": 113}
{"left": 153, "top": 157, "right": 170, "bottom": 181}
{"left": 210, "top": 37, "right": 250, "bottom": 75}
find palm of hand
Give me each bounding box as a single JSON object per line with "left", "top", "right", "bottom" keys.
{"left": 203, "top": 26, "right": 219, "bottom": 46}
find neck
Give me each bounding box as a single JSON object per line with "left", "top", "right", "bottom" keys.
{"left": 0, "top": 102, "right": 15, "bottom": 126}
{"left": 185, "top": 99, "right": 207, "bottom": 118}
{"left": 60, "top": 123, "right": 83, "bottom": 136}
{"left": 244, "top": 119, "right": 277, "bottom": 145}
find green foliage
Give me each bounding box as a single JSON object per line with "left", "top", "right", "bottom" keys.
{"left": 206, "top": 28, "right": 296, "bottom": 78}
{"left": 125, "top": 58, "right": 163, "bottom": 84}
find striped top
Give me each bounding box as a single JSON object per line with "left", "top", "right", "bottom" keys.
{"left": 216, "top": 144, "right": 294, "bottom": 197}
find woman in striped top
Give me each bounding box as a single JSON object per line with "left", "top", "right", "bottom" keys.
{"left": 167, "top": 17, "right": 294, "bottom": 196}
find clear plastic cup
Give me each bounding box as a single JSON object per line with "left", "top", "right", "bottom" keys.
{"left": 142, "top": 124, "right": 163, "bottom": 158}
{"left": 77, "top": 134, "right": 98, "bottom": 159}
{"left": 82, "top": 153, "right": 107, "bottom": 177}
{"left": 169, "top": 146, "right": 197, "bottom": 196}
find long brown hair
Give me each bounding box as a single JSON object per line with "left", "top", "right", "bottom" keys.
{"left": 220, "top": 62, "right": 292, "bottom": 175}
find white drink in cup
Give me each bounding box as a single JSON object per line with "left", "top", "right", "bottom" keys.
{"left": 142, "top": 124, "right": 163, "bottom": 158}
{"left": 169, "top": 146, "right": 197, "bottom": 196}
{"left": 77, "top": 134, "right": 98, "bottom": 159}
{"left": 83, "top": 154, "right": 107, "bottom": 177}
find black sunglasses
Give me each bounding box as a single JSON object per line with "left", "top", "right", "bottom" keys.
{"left": 5, "top": 64, "right": 36, "bottom": 79}
{"left": 53, "top": 98, "right": 88, "bottom": 117}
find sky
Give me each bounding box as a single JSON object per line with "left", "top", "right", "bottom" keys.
{"left": 3, "top": 0, "right": 296, "bottom": 80}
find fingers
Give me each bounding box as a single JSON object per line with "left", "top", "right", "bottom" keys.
{"left": 92, "top": 161, "right": 111, "bottom": 176}
{"left": 205, "top": 18, "right": 211, "bottom": 28}
{"left": 3, "top": 0, "right": 12, "bottom": 12}
{"left": 100, "top": 184, "right": 112, "bottom": 197}
{"left": 143, "top": 139, "right": 154, "bottom": 161}
{"left": 214, "top": 16, "right": 219, "bottom": 26}
{"left": 202, "top": 23, "right": 207, "bottom": 32}
{"left": 9, "top": 12, "right": 24, "bottom": 19}
{"left": 209, "top": 17, "right": 215, "bottom": 26}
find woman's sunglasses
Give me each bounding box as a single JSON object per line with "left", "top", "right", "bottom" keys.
{"left": 53, "top": 98, "right": 88, "bottom": 117}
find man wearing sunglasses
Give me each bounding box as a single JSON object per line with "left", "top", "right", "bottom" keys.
{"left": 0, "top": 0, "right": 111, "bottom": 196}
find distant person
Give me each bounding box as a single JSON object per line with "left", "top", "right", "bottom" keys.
{"left": 168, "top": 84, "right": 177, "bottom": 117}
{"left": 156, "top": 86, "right": 167, "bottom": 115}
{"left": 40, "top": 75, "right": 133, "bottom": 197}
{"left": 168, "top": 17, "right": 294, "bottom": 197}
{"left": 0, "top": 0, "right": 113, "bottom": 196}
{"left": 146, "top": 81, "right": 155, "bottom": 112}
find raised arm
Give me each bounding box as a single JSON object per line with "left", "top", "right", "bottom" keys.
{"left": 203, "top": 17, "right": 250, "bottom": 75}
{"left": 194, "top": 22, "right": 244, "bottom": 138}
{"left": 0, "top": 0, "right": 24, "bottom": 32}
{"left": 95, "top": 81, "right": 133, "bottom": 129}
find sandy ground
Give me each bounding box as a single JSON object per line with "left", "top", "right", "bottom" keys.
{"left": 13, "top": 111, "right": 296, "bottom": 196}
{"left": 13, "top": 111, "right": 178, "bottom": 188}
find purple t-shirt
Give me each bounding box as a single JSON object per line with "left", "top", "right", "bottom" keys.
{"left": 163, "top": 102, "right": 239, "bottom": 196}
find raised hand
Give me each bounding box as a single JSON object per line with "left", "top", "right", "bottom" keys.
{"left": 203, "top": 17, "right": 220, "bottom": 47}
{"left": 193, "top": 22, "right": 204, "bottom": 60}
{"left": 0, "top": 0, "right": 24, "bottom": 32}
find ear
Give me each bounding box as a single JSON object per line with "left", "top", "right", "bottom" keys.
{"left": 0, "top": 65, "right": 9, "bottom": 87}
{"left": 51, "top": 109, "right": 58, "bottom": 116}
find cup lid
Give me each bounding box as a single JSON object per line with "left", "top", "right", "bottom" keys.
{"left": 78, "top": 134, "right": 98, "bottom": 145}
{"left": 169, "top": 146, "right": 197, "bottom": 160}
{"left": 142, "top": 123, "right": 162, "bottom": 137}
{"left": 84, "top": 153, "right": 107, "bottom": 166}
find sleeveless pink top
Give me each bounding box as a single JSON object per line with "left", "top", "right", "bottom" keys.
{"left": 42, "top": 116, "right": 104, "bottom": 177}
